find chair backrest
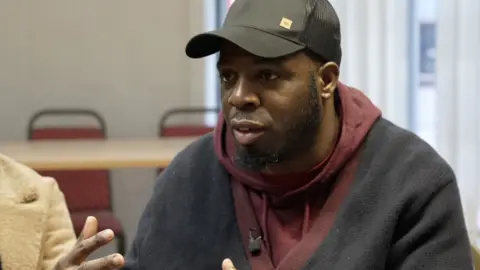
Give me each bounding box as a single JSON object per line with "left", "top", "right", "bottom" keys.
{"left": 158, "top": 107, "right": 219, "bottom": 137}
{"left": 28, "top": 109, "right": 111, "bottom": 212}
{"left": 472, "top": 244, "right": 480, "bottom": 269}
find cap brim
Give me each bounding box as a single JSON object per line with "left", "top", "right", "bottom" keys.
{"left": 185, "top": 26, "right": 305, "bottom": 59}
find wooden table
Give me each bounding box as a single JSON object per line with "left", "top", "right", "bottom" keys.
{"left": 0, "top": 137, "right": 198, "bottom": 170}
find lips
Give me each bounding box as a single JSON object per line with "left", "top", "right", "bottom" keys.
{"left": 230, "top": 120, "right": 266, "bottom": 145}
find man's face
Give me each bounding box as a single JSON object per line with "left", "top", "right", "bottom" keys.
{"left": 218, "top": 43, "right": 323, "bottom": 171}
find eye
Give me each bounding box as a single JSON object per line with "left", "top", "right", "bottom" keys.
{"left": 259, "top": 70, "right": 279, "bottom": 81}
{"left": 219, "top": 71, "right": 236, "bottom": 83}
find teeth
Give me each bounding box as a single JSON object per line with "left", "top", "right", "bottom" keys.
{"left": 238, "top": 128, "right": 250, "bottom": 131}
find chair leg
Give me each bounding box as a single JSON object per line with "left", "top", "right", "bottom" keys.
{"left": 116, "top": 233, "right": 127, "bottom": 255}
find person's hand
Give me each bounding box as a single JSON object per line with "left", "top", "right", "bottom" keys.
{"left": 222, "top": 258, "right": 236, "bottom": 270}
{"left": 54, "top": 216, "right": 125, "bottom": 270}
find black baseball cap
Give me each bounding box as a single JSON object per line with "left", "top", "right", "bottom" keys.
{"left": 185, "top": 0, "right": 342, "bottom": 65}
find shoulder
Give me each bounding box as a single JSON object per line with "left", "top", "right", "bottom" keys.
{"left": 161, "top": 133, "right": 217, "bottom": 179}
{"left": 138, "top": 133, "right": 228, "bottom": 230}
{"left": 355, "top": 118, "right": 462, "bottom": 226}
{"left": 168, "top": 133, "right": 215, "bottom": 166}
{"left": 151, "top": 132, "right": 226, "bottom": 202}
{"left": 363, "top": 118, "right": 455, "bottom": 191}
{"left": 0, "top": 153, "right": 59, "bottom": 203}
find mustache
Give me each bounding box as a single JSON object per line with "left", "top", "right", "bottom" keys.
{"left": 228, "top": 112, "right": 263, "bottom": 123}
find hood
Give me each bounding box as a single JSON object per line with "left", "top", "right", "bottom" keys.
{"left": 213, "top": 83, "right": 382, "bottom": 201}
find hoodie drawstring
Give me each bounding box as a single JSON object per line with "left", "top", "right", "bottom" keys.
{"left": 261, "top": 193, "right": 270, "bottom": 254}
{"left": 302, "top": 202, "right": 311, "bottom": 234}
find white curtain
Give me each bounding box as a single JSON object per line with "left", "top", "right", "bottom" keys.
{"left": 329, "top": 0, "right": 410, "bottom": 128}
{"left": 330, "top": 0, "right": 480, "bottom": 243}
{"left": 437, "top": 0, "right": 480, "bottom": 242}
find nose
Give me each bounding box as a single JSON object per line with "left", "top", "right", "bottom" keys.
{"left": 227, "top": 78, "right": 260, "bottom": 110}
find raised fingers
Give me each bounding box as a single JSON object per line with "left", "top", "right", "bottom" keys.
{"left": 222, "top": 258, "right": 236, "bottom": 270}
{"left": 69, "top": 229, "right": 115, "bottom": 265}
{"left": 77, "top": 253, "right": 124, "bottom": 270}
{"left": 76, "top": 216, "right": 99, "bottom": 244}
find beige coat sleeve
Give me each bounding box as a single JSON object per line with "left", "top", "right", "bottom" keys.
{"left": 40, "top": 178, "right": 77, "bottom": 270}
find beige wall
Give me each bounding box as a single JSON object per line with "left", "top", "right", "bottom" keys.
{"left": 0, "top": 0, "right": 217, "bottom": 256}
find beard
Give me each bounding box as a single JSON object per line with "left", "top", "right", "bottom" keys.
{"left": 234, "top": 72, "right": 323, "bottom": 171}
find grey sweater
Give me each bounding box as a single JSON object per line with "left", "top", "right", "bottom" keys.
{"left": 123, "top": 118, "right": 473, "bottom": 270}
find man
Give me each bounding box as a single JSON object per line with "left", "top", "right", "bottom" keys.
{"left": 55, "top": 0, "right": 474, "bottom": 269}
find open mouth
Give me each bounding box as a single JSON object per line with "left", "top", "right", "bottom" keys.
{"left": 232, "top": 127, "right": 265, "bottom": 145}
{"left": 230, "top": 119, "right": 267, "bottom": 145}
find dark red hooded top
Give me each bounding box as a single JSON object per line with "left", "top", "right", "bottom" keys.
{"left": 214, "top": 83, "right": 381, "bottom": 270}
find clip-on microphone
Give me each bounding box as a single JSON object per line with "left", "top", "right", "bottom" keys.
{"left": 248, "top": 228, "right": 262, "bottom": 256}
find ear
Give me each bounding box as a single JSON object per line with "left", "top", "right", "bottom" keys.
{"left": 316, "top": 62, "right": 339, "bottom": 99}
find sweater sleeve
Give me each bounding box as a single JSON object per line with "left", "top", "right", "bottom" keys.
{"left": 121, "top": 183, "right": 154, "bottom": 270}
{"left": 41, "top": 178, "right": 77, "bottom": 270}
{"left": 121, "top": 136, "right": 212, "bottom": 270}
{"left": 388, "top": 177, "right": 474, "bottom": 269}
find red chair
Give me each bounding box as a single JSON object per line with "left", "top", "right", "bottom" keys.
{"left": 158, "top": 107, "right": 220, "bottom": 137}
{"left": 157, "top": 107, "right": 219, "bottom": 175}
{"left": 28, "top": 109, "right": 126, "bottom": 255}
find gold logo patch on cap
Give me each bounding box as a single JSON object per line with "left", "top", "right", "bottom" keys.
{"left": 279, "top": 17, "right": 293, "bottom": 29}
